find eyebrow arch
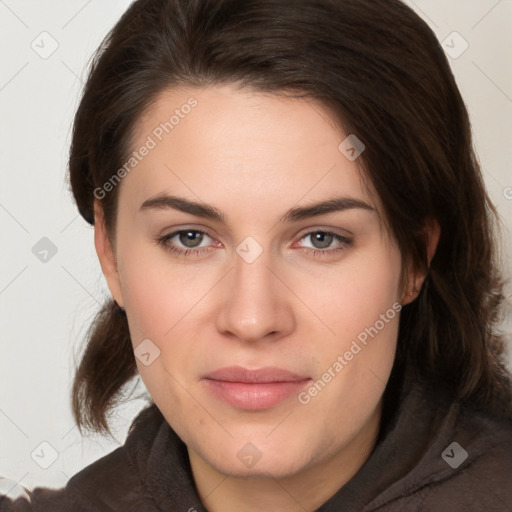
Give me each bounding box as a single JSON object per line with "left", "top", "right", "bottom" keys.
{"left": 139, "top": 194, "right": 375, "bottom": 224}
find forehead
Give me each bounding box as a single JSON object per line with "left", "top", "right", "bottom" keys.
{"left": 122, "top": 84, "right": 382, "bottom": 220}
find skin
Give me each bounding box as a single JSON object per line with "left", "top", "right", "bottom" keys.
{"left": 94, "top": 84, "right": 439, "bottom": 512}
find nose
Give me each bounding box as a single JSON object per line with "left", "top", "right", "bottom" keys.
{"left": 215, "top": 246, "right": 295, "bottom": 344}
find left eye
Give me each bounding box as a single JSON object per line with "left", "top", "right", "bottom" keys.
{"left": 157, "top": 229, "right": 352, "bottom": 258}
{"left": 299, "top": 231, "right": 349, "bottom": 250}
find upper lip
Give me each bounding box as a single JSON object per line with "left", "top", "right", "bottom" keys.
{"left": 203, "top": 366, "right": 310, "bottom": 384}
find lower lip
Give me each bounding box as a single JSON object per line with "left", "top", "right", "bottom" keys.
{"left": 202, "top": 379, "right": 311, "bottom": 410}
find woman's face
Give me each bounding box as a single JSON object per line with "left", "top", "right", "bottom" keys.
{"left": 96, "top": 84, "right": 408, "bottom": 479}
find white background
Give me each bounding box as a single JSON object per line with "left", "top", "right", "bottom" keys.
{"left": 0, "top": 0, "right": 511, "bottom": 493}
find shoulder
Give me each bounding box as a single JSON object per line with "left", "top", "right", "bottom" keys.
{"left": 422, "top": 402, "right": 512, "bottom": 509}
{"left": 368, "top": 391, "right": 512, "bottom": 511}
{"left": 0, "top": 404, "right": 165, "bottom": 512}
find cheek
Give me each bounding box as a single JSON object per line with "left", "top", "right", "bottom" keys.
{"left": 117, "top": 235, "right": 201, "bottom": 338}
{"left": 295, "top": 244, "right": 402, "bottom": 412}
{"left": 293, "top": 241, "right": 402, "bottom": 348}
{"left": 119, "top": 249, "right": 203, "bottom": 407}
{"left": 121, "top": 271, "right": 173, "bottom": 343}
{"left": 117, "top": 239, "right": 215, "bottom": 392}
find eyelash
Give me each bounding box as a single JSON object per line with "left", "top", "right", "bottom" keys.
{"left": 156, "top": 229, "right": 352, "bottom": 259}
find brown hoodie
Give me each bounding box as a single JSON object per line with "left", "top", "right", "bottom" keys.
{"left": 1, "top": 372, "right": 511, "bottom": 512}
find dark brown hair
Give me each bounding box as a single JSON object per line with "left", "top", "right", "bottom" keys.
{"left": 68, "top": 0, "right": 512, "bottom": 435}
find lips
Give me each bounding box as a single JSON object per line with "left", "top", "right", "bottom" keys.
{"left": 201, "top": 366, "right": 311, "bottom": 410}
{"left": 203, "top": 366, "right": 309, "bottom": 383}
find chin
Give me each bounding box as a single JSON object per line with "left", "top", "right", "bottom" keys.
{"left": 189, "top": 431, "right": 319, "bottom": 480}
{"left": 211, "top": 452, "right": 313, "bottom": 480}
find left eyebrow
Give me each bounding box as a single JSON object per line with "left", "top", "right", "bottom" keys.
{"left": 139, "top": 194, "right": 375, "bottom": 224}
{"left": 280, "top": 197, "right": 375, "bottom": 223}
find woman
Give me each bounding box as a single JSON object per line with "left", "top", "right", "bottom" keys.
{"left": 1, "top": 0, "right": 511, "bottom": 510}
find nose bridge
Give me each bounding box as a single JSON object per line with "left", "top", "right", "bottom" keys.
{"left": 234, "top": 246, "right": 273, "bottom": 303}
{"left": 216, "top": 240, "right": 293, "bottom": 342}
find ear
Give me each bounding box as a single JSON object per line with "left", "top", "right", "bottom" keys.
{"left": 93, "top": 199, "right": 125, "bottom": 308}
{"left": 402, "top": 217, "right": 440, "bottom": 305}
